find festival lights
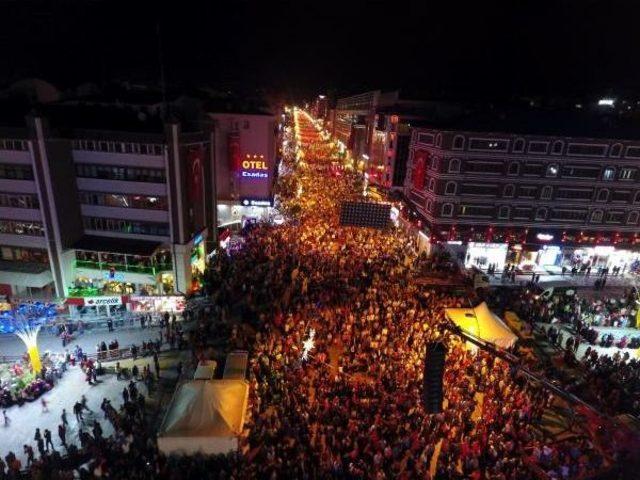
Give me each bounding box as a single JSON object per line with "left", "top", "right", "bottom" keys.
{"left": 301, "top": 328, "right": 316, "bottom": 361}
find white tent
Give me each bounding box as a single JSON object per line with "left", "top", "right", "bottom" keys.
{"left": 158, "top": 379, "right": 249, "bottom": 455}
{"left": 193, "top": 361, "right": 217, "bottom": 380}
{"left": 445, "top": 302, "right": 518, "bottom": 349}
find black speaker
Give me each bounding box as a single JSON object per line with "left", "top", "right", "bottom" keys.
{"left": 423, "top": 341, "right": 446, "bottom": 413}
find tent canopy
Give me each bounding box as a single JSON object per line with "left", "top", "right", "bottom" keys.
{"left": 445, "top": 302, "right": 517, "bottom": 349}
{"left": 158, "top": 379, "right": 249, "bottom": 455}
{"left": 193, "top": 361, "right": 217, "bottom": 380}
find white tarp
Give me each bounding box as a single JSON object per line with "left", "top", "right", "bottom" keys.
{"left": 158, "top": 379, "right": 249, "bottom": 456}
{"left": 193, "top": 361, "right": 217, "bottom": 380}
{"left": 445, "top": 302, "right": 518, "bottom": 349}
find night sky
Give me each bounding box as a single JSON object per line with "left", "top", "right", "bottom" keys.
{"left": 1, "top": 0, "right": 638, "bottom": 101}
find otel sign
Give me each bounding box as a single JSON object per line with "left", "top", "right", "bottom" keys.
{"left": 241, "top": 154, "right": 269, "bottom": 179}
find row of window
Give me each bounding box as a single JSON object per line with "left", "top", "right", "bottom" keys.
{"left": 421, "top": 133, "right": 639, "bottom": 159}
{"left": 445, "top": 158, "right": 638, "bottom": 181}
{"left": 75, "top": 164, "right": 166, "bottom": 183}
{"left": 0, "top": 220, "right": 45, "bottom": 236}
{"left": 72, "top": 140, "right": 164, "bottom": 156}
{"left": 0, "top": 163, "right": 34, "bottom": 180}
{"left": 82, "top": 216, "right": 170, "bottom": 236}
{"left": 437, "top": 203, "right": 640, "bottom": 225}
{"left": 438, "top": 181, "right": 640, "bottom": 203}
{"left": 0, "top": 139, "right": 28, "bottom": 151}
{"left": 0, "top": 192, "right": 40, "bottom": 209}
{"left": 78, "top": 191, "right": 168, "bottom": 210}
{"left": 0, "top": 246, "right": 48, "bottom": 264}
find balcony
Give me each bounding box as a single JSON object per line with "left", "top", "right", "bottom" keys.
{"left": 74, "top": 260, "right": 173, "bottom": 276}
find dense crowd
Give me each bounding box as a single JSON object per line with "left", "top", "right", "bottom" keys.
{"left": 0, "top": 110, "right": 631, "bottom": 479}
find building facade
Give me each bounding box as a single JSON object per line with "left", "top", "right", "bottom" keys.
{"left": 405, "top": 128, "right": 640, "bottom": 272}
{"left": 0, "top": 115, "right": 215, "bottom": 299}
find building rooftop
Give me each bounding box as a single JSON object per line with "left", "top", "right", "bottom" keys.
{"left": 416, "top": 106, "right": 640, "bottom": 141}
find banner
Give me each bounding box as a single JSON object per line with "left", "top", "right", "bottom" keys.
{"left": 84, "top": 296, "right": 122, "bottom": 307}
{"left": 412, "top": 150, "right": 428, "bottom": 190}
{"left": 228, "top": 132, "right": 241, "bottom": 173}
{"left": 187, "top": 146, "right": 204, "bottom": 203}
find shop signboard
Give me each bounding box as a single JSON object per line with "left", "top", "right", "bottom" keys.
{"left": 128, "top": 295, "right": 185, "bottom": 313}
{"left": 84, "top": 296, "right": 122, "bottom": 307}
{"left": 241, "top": 198, "right": 273, "bottom": 207}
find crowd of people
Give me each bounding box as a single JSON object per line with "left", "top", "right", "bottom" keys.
{"left": 0, "top": 109, "right": 633, "bottom": 478}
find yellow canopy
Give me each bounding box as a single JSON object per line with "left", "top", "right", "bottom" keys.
{"left": 445, "top": 302, "right": 518, "bottom": 349}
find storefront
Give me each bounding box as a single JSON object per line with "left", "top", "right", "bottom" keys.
{"left": 66, "top": 295, "right": 126, "bottom": 318}
{"left": 217, "top": 198, "right": 276, "bottom": 230}
{"left": 464, "top": 242, "right": 508, "bottom": 271}
{"left": 128, "top": 295, "right": 185, "bottom": 313}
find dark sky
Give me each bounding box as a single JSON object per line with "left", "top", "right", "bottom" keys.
{"left": 0, "top": 0, "right": 638, "bottom": 101}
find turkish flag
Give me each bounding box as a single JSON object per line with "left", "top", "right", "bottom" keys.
{"left": 188, "top": 147, "right": 203, "bottom": 202}
{"left": 412, "top": 150, "right": 428, "bottom": 190}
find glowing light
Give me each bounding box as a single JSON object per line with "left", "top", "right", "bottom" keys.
{"left": 301, "top": 329, "right": 316, "bottom": 361}
{"left": 16, "top": 325, "right": 42, "bottom": 373}
{"left": 598, "top": 98, "right": 615, "bottom": 106}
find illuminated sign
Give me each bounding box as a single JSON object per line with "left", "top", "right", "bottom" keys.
{"left": 241, "top": 198, "right": 273, "bottom": 207}
{"left": 84, "top": 296, "right": 122, "bottom": 306}
{"left": 536, "top": 233, "right": 554, "bottom": 241}
{"left": 241, "top": 155, "right": 269, "bottom": 179}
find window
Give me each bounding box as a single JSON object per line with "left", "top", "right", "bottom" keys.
{"left": 567, "top": 144, "right": 607, "bottom": 157}
{"left": 556, "top": 188, "right": 593, "bottom": 201}
{"left": 83, "top": 216, "right": 169, "bottom": 236}
{"left": 448, "top": 158, "right": 460, "bottom": 173}
{"left": 546, "top": 164, "right": 559, "bottom": 177}
{"left": 528, "top": 141, "right": 549, "bottom": 154}
{"left": 0, "top": 139, "right": 28, "bottom": 151}
{"left": 634, "top": 191, "right": 640, "bottom": 204}
{"left": 513, "top": 138, "right": 525, "bottom": 153}
{"left": 468, "top": 138, "right": 508, "bottom": 151}
{"left": 620, "top": 168, "right": 636, "bottom": 180}
{"left": 626, "top": 146, "right": 640, "bottom": 158}
{"left": 561, "top": 165, "right": 600, "bottom": 179}
{"left": 605, "top": 211, "right": 625, "bottom": 223}
{"left": 425, "top": 199, "right": 432, "bottom": 212}
{"left": 453, "top": 135, "right": 465, "bottom": 150}
{"left": 0, "top": 220, "right": 45, "bottom": 236}
{"left": 518, "top": 185, "right": 538, "bottom": 199}
{"left": 513, "top": 207, "right": 533, "bottom": 220}
{"left": 430, "top": 157, "right": 439, "bottom": 170}
{"left": 611, "top": 190, "right": 630, "bottom": 203}
{"left": 459, "top": 184, "right": 498, "bottom": 196}
{"left": 445, "top": 182, "right": 457, "bottom": 195}
{"left": 522, "top": 162, "right": 545, "bottom": 176}
{"left": 550, "top": 209, "right": 588, "bottom": 222}
{"left": 628, "top": 211, "right": 639, "bottom": 225}
{"left": 610, "top": 144, "right": 623, "bottom": 157}
{"left": 597, "top": 189, "right": 609, "bottom": 202}
{"left": 498, "top": 206, "right": 510, "bottom": 219}
{"left": 418, "top": 133, "right": 434, "bottom": 145}
{"left": 0, "top": 164, "right": 34, "bottom": 180}
{"left": 459, "top": 204, "right": 494, "bottom": 218}
{"left": 508, "top": 161, "right": 520, "bottom": 175}
{"left": 603, "top": 167, "right": 615, "bottom": 180}
{"left": 552, "top": 141, "right": 564, "bottom": 155}
{"left": 75, "top": 164, "right": 166, "bottom": 183}
{"left": 428, "top": 178, "right": 436, "bottom": 192}
{"left": 591, "top": 210, "right": 603, "bottom": 223}
{"left": 503, "top": 184, "right": 515, "bottom": 198}
{"left": 0, "top": 193, "right": 39, "bottom": 209}
{"left": 77, "top": 191, "right": 168, "bottom": 210}
{"left": 435, "top": 133, "right": 443, "bottom": 148}
{"left": 441, "top": 203, "right": 453, "bottom": 217}
{"left": 535, "top": 207, "right": 547, "bottom": 221}
{"left": 464, "top": 160, "right": 504, "bottom": 174}
{"left": 541, "top": 186, "right": 553, "bottom": 200}
{"left": 243, "top": 121, "right": 250, "bottom": 129}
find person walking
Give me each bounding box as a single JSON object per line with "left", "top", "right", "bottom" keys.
{"left": 61, "top": 409, "right": 68, "bottom": 427}
{"left": 153, "top": 351, "right": 160, "bottom": 379}
{"left": 34, "top": 429, "right": 44, "bottom": 457}
{"left": 58, "top": 423, "right": 67, "bottom": 447}
{"left": 73, "top": 402, "right": 83, "bottom": 423}
{"left": 23, "top": 445, "right": 34, "bottom": 467}
{"left": 41, "top": 398, "right": 49, "bottom": 413}
{"left": 2, "top": 409, "right": 8, "bottom": 427}
{"left": 44, "top": 429, "right": 54, "bottom": 452}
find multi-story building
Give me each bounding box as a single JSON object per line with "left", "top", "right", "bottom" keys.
{"left": 405, "top": 122, "right": 640, "bottom": 273}
{"left": 0, "top": 87, "right": 276, "bottom": 301}
{"left": 335, "top": 90, "right": 462, "bottom": 191}
{"left": 313, "top": 95, "right": 328, "bottom": 121}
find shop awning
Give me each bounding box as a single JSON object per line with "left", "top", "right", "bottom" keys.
{"left": 72, "top": 236, "right": 162, "bottom": 256}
